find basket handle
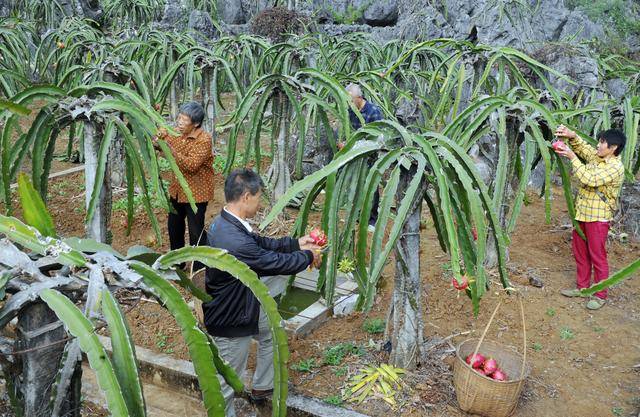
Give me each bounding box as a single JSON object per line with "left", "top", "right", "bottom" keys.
{"left": 471, "top": 295, "right": 527, "bottom": 380}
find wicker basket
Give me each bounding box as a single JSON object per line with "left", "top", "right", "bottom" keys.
{"left": 453, "top": 300, "right": 529, "bottom": 417}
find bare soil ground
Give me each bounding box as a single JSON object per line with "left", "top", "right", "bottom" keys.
{"left": 7, "top": 167, "right": 638, "bottom": 417}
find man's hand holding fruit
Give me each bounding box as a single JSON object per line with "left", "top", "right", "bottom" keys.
{"left": 299, "top": 228, "right": 328, "bottom": 269}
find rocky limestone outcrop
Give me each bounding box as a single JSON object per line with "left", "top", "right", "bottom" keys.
{"left": 396, "top": 0, "right": 607, "bottom": 51}
{"left": 0, "top": 0, "right": 10, "bottom": 17}
{"left": 618, "top": 182, "right": 640, "bottom": 242}
{"left": 157, "top": 0, "right": 219, "bottom": 40}
{"left": 218, "top": 0, "right": 399, "bottom": 26}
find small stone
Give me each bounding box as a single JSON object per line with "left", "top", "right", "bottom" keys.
{"left": 529, "top": 275, "right": 544, "bottom": 288}
{"left": 333, "top": 293, "right": 358, "bottom": 317}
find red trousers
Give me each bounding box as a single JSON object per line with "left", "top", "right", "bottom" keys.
{"left": 572, "top": 221, "right": 609, "bottom": 299}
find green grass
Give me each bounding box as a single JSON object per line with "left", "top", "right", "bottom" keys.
{"left": 291, "top": 358, "right": 317, "bottom": 372}
{"left": 611, "top": 406, "right": 623, "bottom": 416}
{"left": 333, "top": 366, "right": 348, "bottom": 377}
{"left": 560, "top": 327, "right": 575, "bottom": 341}
{"left": 362, "top": 318, "right": 385, "bottom": 334}
{"left": 532, "top": 342, "right": 543, "bottom": 351}
{"left": 323, "top": 395, "right": 343, "bottom": 406}
{"left": 112, "top": 180, "right": 167, "bottom": 212}
{"left": 545, "top": 308, "right": 556, "bottom": 317}
{"left": 440, "top": 261, "right": 453, "bottom": 278}
{"left": 213, "top": 153, "right": 244, "bottom": 173}
{"left": 155, "top": 332, "right": 175, "bottom": 354}
{"left": 323, "top": 342, "right": 365, "bottom": 366}
{"left": 566, "top": 0, "right": 640, "bottom": 36}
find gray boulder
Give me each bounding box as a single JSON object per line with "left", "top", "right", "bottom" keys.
{"left": 241, "top": 0, "right": 270, "bottom": 22}
{"left": 313, "top": 0, "right": 350, "bottom": 23}
{"left": 394, "top": 0, "right": 605, "bottom": 52}
{"left": 362, "top": 0, "right": 398, "bottom": 26}
{"left": 532, "top": 45, "right": 599, "bottom": 96}
{"left": 549, "top": 54, "right": 599, "bottom": 96}
{"left": 0, "top": 0, "right": 10, "bottom": 17}
{"left": 319, "top": 23, "right": 372, "bottom": 37}
{"left": 217, "top": 0, "right": 245, "bottom": 24}
{"left": 605, "top": 78, "right": 629, "bottom": 101}
{"left": 222, "top": 23, "right": 252, "bottom": 36}
{"left": 188, "top": 10, "right": 219, "bottom": 41}
{"left": 398, "top": 5, "right": 449, "bottom": 40}
{"left": 370, "top": 26, "right": 399, "bottom": 43}
{"left": 619, "top": 182, "right": 640, "bottom": 242}
{"left": 158, "top": 0, "right": 189, "bottom": 29}
{"left": 56, "top": 0, "right": 102, "bottom": 21}
{"left": 558, "top": 10, "right": 605, "bottom": 42}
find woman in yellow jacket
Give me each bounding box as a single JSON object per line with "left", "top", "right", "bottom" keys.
{"left": 554, "top": 125, "right": 626, "bottom": 310}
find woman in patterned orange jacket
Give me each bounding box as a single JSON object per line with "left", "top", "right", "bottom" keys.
{"left": 154, "top": 102, "right": 215, "bottom": 270}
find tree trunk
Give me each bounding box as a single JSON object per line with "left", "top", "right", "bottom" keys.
{"left": 83, "top": 121, "right": 112, "bottom": 243}
{"left": 103, "top": 73, "right": 126, "bottom": 189}
{"left": 170, "top": 83, "right": 179, "bottom": 120}
{"left": 267, "top": 92, "right": 292, "bottom": 201}
{"left": 16, "top": 302, "right": 81, "bottom": 417}
{"left": 389, "top": 165, "right": 426, "bottom": 369}
{"left": 484, "top": 117, "right": 521, "bottom": 268}
{"left": 202, "top": 67, "right": 216, "bottom": 136}
{"left": 109, "top": 131, "right": 126, "bottom": 188}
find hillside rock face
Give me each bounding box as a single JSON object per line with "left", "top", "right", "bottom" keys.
{"left": 0, "top": 0, "right": 9, "bottom": 17}
{"left": 217, "top": 0, "right": 638, "bottom": 56}
{"left": 619, "top": 182, "right": 640, "bottom": 242}
{"left": 218, "top": 0, "right": 399, "bottom": 26}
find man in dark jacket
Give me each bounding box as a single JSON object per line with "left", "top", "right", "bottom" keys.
{"left": 204, "top": 168, "right": 321, "bottom": 416}
{"left": 338, "top": 83, "right": 384, "bottom": 231}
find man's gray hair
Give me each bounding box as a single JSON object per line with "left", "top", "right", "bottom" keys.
{"left": 346, "top": 83, "right": 363, "bottom": 98}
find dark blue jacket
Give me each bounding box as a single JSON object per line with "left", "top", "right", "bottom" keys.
{"left": 203, "top": 210, "right": 313, "bottom": 337}
{"left": 348, "top": 100, "right": 383, "bottom": 130}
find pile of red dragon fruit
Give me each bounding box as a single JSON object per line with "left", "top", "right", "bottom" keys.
{"left": 465, "top": 353, "right": 508, "bottom": 381}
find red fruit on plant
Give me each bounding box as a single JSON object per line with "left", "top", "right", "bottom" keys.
{"left": 309, "top": 228, "right": 328, "bottom": 246}
{"left": 483, "top": 358, "right": 498, "bottom": 375}
{"left": 552, "top": 140, "right": 566, "bottom": 152}
{"left": 56, "top": 41, "right": 65, "bottom": 49}
{"left": 492, "top": 368, "right": 507, "bottom": 381}
{"left": 154, "top": 103, "right": 161, "bottom": 111}
{"left": 452, "top": 276, "right": 469, "bottom": 290}
{"left": 471, "top": 227, "right": 478, "bottom": 241}
{"left": 465, "top": 353, "right": 485, "bottom": 369}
